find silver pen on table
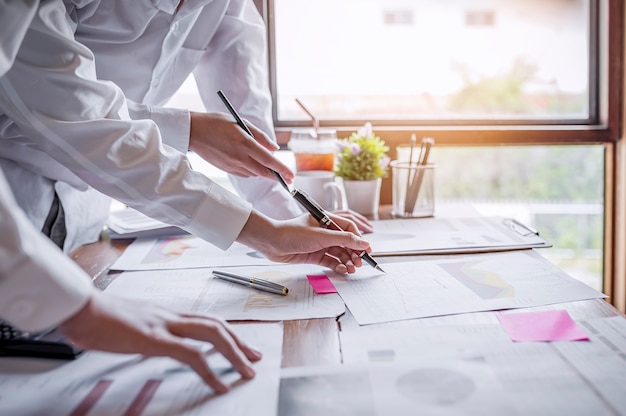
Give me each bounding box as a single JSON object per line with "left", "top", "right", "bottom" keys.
{"left": 212, "top": 270, "right": 289, "bottom": 296}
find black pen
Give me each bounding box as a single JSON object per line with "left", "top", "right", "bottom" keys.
{"left": 291, "top": 188, "right": 385, "bottom": 273}
{"left": 217, "top": 90, "right": 385, "bottom": 273}
{"left": 217, "top": 90, "right": 289, "bottom": 191}
{"left": 212, "top": 270, "right": 289, "bottom": 296}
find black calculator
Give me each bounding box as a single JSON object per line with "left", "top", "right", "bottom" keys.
{"left": 0, "top": 320, "right": 83, "bottom": 360}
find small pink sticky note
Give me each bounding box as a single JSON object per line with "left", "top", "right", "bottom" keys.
{"left": 498, "top": 310, "right": 589, "bottom": 342}
{"left": 307, "top": 274, "right": 337, "bottom": 294}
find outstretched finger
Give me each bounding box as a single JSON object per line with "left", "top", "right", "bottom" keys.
{"left": 168, "top": 319, "right": 257, "bottom": 385}
{"left": 181, "top": 315, "right": 263, "bottom": 363}
{"left": 152, "top": 335, "right": 231, "bottom": 393}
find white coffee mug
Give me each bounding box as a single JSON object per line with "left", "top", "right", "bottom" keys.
{"left": 293, "top": 171, "right": 347, "bottom": 211}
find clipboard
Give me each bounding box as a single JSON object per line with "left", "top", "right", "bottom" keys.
{"left": 367, "top": 216, "right": 552, "bottom": 256}
{"left": 501, "top": 218, "right": 539, "bottom": 237}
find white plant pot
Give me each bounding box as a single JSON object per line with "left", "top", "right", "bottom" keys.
{"left": 341, "top": 178, "right": 382, "bottom": 216}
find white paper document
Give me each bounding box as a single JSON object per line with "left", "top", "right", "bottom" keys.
{"left": 0, "top": 323, "right": 283, "bottom": 416}
{"left": 367, "top": 216, "right": 550, "bottom": 255}
{"left": 104, "top": 264, "right": 345, "bottom": 321}
{"left": 278, "top": 359, "right": 517, "bottom": 416}
{"left": 327, "top": 250, "right": 606, "bottom": 325}
{"left": 338, "top": 313, "right": 626, "bottom": 415}
{"left": 111, "top": 235, "right": 274, "bottom": 271}
{"left": 107, "top": 207, "right": 187, "bottom": 239}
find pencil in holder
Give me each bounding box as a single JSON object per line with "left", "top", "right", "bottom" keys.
{"left": 391, "top": 161, "right": 436, "bottom": 218}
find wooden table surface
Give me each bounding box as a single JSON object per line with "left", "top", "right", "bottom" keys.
{"left": 70, "top": 206, "right": 622, "bottom": 369}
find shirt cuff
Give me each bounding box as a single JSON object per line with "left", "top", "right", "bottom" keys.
{"left": 0, "top": 255, "right": 95, "bottom": 332}
{"left": 183, "top": 182, "right": 253, "bottom": 250}
{"left": 230, "top": 175, "right": 305, "bottom": 220}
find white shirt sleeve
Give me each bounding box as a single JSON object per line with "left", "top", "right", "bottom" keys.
{"left": 0, "top": 169, "right": 96, "bottom": 333}
{"left": 191, "top": 0, "right": 305, "bottom": 220}
{"left": 126, "top": 100, "right": 191, "bottom": 154}
{"left": 0, "top": 0, "right": 252, "bottom": 250}
{"left": 0, "top": 1, "right": 37, "bottom": 77}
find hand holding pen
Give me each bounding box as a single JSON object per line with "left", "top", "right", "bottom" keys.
{"left": 218, "top": 90, "right": 384, "bottom": 273}
{"left": 291, "top": 189, "right": 385, "bottom": 272}
{"left": 188, "top": 112, "right": 294, "bottom": 183}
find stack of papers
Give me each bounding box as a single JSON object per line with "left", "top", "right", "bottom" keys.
{"left": 326, "top": 250, "right": 606, "bottom": 325}
{"left": 107, "top": 207, "right": 187, "bottom": 239}
{"left": 109, "top": 216, "right": 550, "bottom": 271}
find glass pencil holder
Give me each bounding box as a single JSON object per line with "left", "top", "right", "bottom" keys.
{"left": 391, "top": 161, "right": 435, "bottom": 218}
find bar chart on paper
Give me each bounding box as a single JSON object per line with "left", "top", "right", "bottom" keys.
{"left": 0, "top": 324, "right": 283, "bottom": 416}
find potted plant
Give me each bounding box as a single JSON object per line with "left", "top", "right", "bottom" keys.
{"left": 334, "top": 122, "right": 390, "bottom": 215}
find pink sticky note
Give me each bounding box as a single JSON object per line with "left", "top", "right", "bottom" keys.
{"left": 498, "top": 310, "right": 589, "bottom": 342}
{"left": 307, "top": 274, "right": 337, "bottom": 294}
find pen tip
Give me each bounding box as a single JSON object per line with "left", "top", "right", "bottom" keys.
{"left": 375, "top": 265, "right": 386, "bottom": 274}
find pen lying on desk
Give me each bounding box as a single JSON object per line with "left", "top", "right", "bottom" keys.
{"left": 217, "top": 89, "right": 385, "bottom": 274}
{"left": 212, "top": 270, "right": 289, "bottom": 296}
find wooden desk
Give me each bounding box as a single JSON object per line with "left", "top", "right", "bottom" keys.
{"left": 70, "top": 208, "right": 623, "bottom": 370}
{"left": 63, "top": 205, "right": 626, "bottom": 414}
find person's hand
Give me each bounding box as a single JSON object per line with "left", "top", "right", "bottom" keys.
{"left": 330, "top": 209, "right": 373, "bottom": 234}
{"left": 189, "top": 111, "right": 294, "bottom": 183}
{"left": 237, "top": 211, "right": 372, "bottom": 274}
{"left": 59, "top": 292, "right": 262, "bottom": 394}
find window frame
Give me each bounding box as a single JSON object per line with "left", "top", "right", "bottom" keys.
{"left": 260, "top": 0, "right": 624, "bottom": 309}
{"left": 264, "top": 0, "right": 619, "bottom": 145}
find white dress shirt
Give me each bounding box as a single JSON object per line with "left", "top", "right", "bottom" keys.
{"left": 0, "top": 166, "right": 96, "bottom": 332}
{"left": 65, "top": 0, "right": 303, "bottom": 218}
{"left": 0, "top": 0, "right": 94, "bottom": 332}
{"left": 0, "top": 0, "right": 253, "bottom": 253}
{"left": 1, "top": 0, "right": 302, "bottom": 252}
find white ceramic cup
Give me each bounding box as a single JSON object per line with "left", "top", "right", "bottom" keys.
{"left": 293, "top": 171, "right": 347, "bottom": 211}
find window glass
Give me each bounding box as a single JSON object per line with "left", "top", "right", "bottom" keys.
{"left": 421, "top": 144, "right": 603, "bottom": 290}
{"left": 273, "top": 0, "right": 591, "bottom": 123}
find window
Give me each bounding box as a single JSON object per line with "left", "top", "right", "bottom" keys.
{"left": 270, "top": 0, "right": 593, "bottom": 124}
{"left": 166, "top": 1, "right": 620, "bottom": 302}
{"left": 429, "top": 144, "right": 605, "bottom": 291}
{"left": 263, "top": 0, "right": 621, "bottom": 296}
